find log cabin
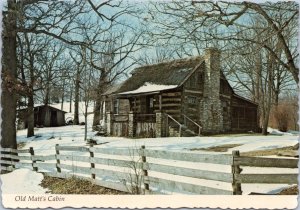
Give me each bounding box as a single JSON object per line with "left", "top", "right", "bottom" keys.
{"left": 103, "top": 48, "right": 259, "bottom": 137}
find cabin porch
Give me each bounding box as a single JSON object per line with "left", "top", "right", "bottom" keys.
{"left": 105, "top": 90, "right": 202, "bottom": 138}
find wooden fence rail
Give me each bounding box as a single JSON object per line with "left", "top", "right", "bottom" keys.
{"left": 0, "top": 146, "right": 298, "bottom": 195}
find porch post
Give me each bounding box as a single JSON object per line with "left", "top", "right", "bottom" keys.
{"left": 155, "top": 111, "right": 162, "bottom": 138}
{"left": 159, "top": 94, "right": 162, "bottom": 111}
{"left": 128, "top": 111, "right": 135, "bottom": 138}
{"left": 106, "top": 112, "right": 113, "bottom": 136}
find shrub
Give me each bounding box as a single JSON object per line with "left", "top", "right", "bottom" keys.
{"left": 273, "top": 104, "right": 290, "bottom": 132}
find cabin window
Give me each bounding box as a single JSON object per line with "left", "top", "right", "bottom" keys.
{"left": 149, "top": 98, "right": 154, "bottom": 108}
{"left": 187, "top": 96, "right": 197, "bottom": 104}
{"left": 146, "top": 96, "right": 155, "bottom": 113}
{"left": 113, "top": 99, "right": 119, "bottom": 114}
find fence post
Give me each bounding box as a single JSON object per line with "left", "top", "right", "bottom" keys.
{"left": 55, "top": 144, "right": 61, "bottom": 173}
{"left": 141, "top": 145, "right": 149, "bottom": 194}
{"left": 29, "top": 147, "right": 38, "bottom": 172}
{"left": 89, "top": 145, "right": 96, "bottom": 179}
{"left": 232, "top": 150, "right": 242, "bottom": 195}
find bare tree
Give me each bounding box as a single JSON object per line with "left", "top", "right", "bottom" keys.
{"left": 150, "top": 1, "right": 299, "bottom": 82}
{"left": 69, "top": 47, "right": 85, "bottom": 125}
{"left": 89, "top": 29, "right": 141, "bottom": 126}
{"left": 145, "top": 1, "right": 298, "bottom": 134}
{"left": 80, "top": 46, "right": 95, "bottom": 141}
{"left": 16, "top": 33, "right": 51, "bottom": 137}
{"left": 2, "top": 0, "right": 89, "bottom": 148}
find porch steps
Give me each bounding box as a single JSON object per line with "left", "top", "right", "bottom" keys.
{"left": 168, "top": 123, "right": 198, "bottom": 137}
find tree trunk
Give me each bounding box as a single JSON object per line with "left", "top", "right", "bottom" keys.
{"left": 93, "top": 74, "right": 107, "bottom": 126}
{"left": 61, "top": 79, "right": 65, "bottom": 111}
{"left": 254, "top": 50, "right": 262, "bottom": 131}
{"left": 74, "top": 73, "right": 80, "bottom": 125}
{"left": 100, "top": 100, "right": 104, "bottom": 121}
{"left": 27, "top": 57, "right": 35, "bottom": 137}
{"left": 44, "top": 83, "right": 50, "bottom": 105}
{"left": 27, "top": 94, "right": 34, "bottom": 137}
{"left": 1, "top": 0, "right": 18, "bottom": 149}
{"left": 84, "top": 106, "right": 88, "bottom": 141}
{"left": 261, "top": 52, "right": 274, "bottom": 135}
{"left": 93, "top": 99, "right": 101, "bottom": 126}
{"left": 69, "top": 85, "right": 73, "bottom": 113}
{"left": 262, "top": 120, "right": 269, "bottom": 135}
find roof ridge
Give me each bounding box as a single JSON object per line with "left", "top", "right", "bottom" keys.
{"left": 132, "top": 56, "right": 203, "bottom": 74}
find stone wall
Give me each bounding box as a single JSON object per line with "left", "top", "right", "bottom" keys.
{"left": 128, "top": 111, "right": 134, "bottom": 137}
{"left": 155, "top": 112, "right": 162, "bottom": 137}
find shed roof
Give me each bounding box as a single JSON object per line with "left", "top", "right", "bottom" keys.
{"left": 35, "top": 105, "right": 68, "bottom": 113}
{"left": 115, "top": 56, "right": 204, "bottom": 94}
{"left": 18, "top": 105, "right": 67, "bottom": 113}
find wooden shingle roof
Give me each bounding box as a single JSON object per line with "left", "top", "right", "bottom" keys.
{"left": 115, "top": 56, "right": 204, "bottom": 94}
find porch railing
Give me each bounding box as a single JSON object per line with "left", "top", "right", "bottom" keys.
{"left": 166, "top": 114, "right": 182, "bottom": 137}
{"left": 182, "top": 114, "right": 202, "bottom": 136}
{"left": 135, "top": 113, "right": 156, "bottom": 123}
{"left": 113, "top": 114, "right": 129, "bottom": 122}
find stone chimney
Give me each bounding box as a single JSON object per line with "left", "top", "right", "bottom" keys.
{"left": 203, "top": 48, "right": 221, "bottom": 99}
{"left": 200, "top": 48, "right": 223, "bottom": 133}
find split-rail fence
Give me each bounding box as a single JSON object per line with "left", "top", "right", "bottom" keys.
{"left": 0, "top": 145, "right": 298, "bottom": 195}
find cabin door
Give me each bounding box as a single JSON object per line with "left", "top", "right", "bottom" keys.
{"left": 146, "top": 96, "right": 154, "bottom": 114}
{"left": 50, "top": 111, "right": 58, "bottom": 126}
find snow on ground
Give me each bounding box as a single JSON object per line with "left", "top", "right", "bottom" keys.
{"left": 1, "top": 169, "right": 48, "bottom": 194}
{"left": 267, "top": 127, "right": 295, "bottom": 136}
{"left": 6, "top": 101, "right": 300, "bottom": 195}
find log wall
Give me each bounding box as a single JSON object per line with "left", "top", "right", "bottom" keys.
{"left": 231, "top": 96, "right": 258, "bottom": 132}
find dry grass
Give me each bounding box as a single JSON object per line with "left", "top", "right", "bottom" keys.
{"left": 17, "top": 142, "right": 26, "bottom": 149}
{"left": 41, "top": 176, "right": 128, "bottom": 195}
{"left": 240, "top": 145, "right": 296, "bottom": 157}
{"left": 189, "top": 143, "right": 298, "bottom": 157}
{"left": 208, "top": 133, "right": 262, "bottom": 137}
{"left": 278, "top": 185, "right": 298, "bottom": 195}
{"left": 190, "top": 144, "right": 243, "bottom": 152}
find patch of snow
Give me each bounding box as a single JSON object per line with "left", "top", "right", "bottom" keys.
{"left": 287, "top": 130, "right": 300, "bottom": 135}
{"left": 1, "top": 169, "right": 48, "bottom": 194}
{"left": 118, "top": 82, "right": 177, "bottom": 95}
{"left": 267, "top": 127, "right": 294, "bottom": 136}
